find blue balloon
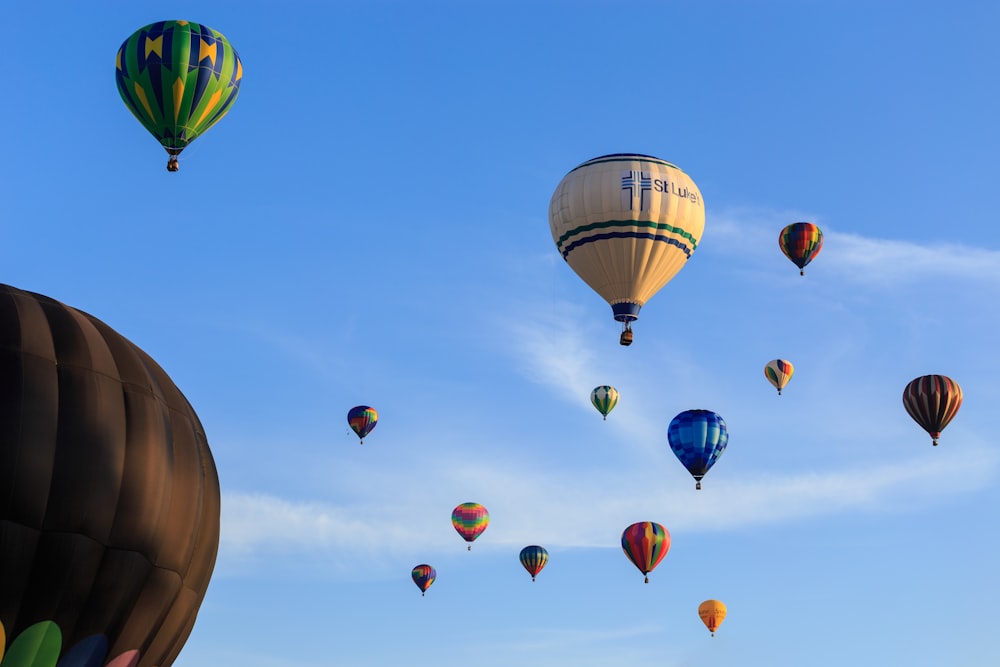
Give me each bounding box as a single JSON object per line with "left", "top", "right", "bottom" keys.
{"left": 667, "top": 410, "right": 728, "bottom": 490}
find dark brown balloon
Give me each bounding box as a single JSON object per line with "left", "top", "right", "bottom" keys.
{"left": 0, "top": 284, "right": 220, "bottom": 666}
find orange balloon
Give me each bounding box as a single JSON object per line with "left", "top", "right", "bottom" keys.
{"left": 698, "top": 599, "right": 727, "bottom": 636}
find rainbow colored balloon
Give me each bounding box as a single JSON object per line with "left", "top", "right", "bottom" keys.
{"left": 764, "top": 359, "right": 794, "bottom": 395}
{"left": 451, "top": 502, "right": 489, "bottom": 550}
{"left": 621, "top": 521, "right": 671, "bottom": 583}
{"left": 347, "top": 405, "right": 378, "bottom": 444}
{"left": 411, "top": 564, "right": 436, "bottom": 596}
{"left": 779, "top": 222, "right": 824, "bottom": 276}
{"left": 519, "top": 545, "right": 549, "bottom": 582}
{"left": 902, "top": 375, "right": 962, "bottom": 446}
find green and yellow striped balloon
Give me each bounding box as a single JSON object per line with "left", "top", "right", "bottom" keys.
{"left": 590, "top": 385, "right": 619, "bottom": 420}
{"left": 116, "top": 20, "right": 243, "bottom": 170}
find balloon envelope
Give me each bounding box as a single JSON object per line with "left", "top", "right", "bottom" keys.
{"left": 698, "top": 599, "right": 727, "bottom": 636}
{"left": 519, "top": 545, "right": 549, "bottom": 581}
{"left": 0, "top": 284, "right": 219, "bottom": 667}
{"left": 411, "top": 564, "right": 436, "bottom": 595}
{"left": 764, "top": 359, "right": 794, "bottom": 395}
{"left": 116, "top": 20, "right": 243, "bottom": 167}
{"left": 668, "top": 410, "right": 729, "bottom": 489}
{"left": 452, "top": 503, "right": 489, "bottom": 548}
{"left": 621, "top": 522, "right": 670, "bottom": 583}
{"left": 779, "top": 222, "right": 823, "bottom": 275}
{"left": 902, "top": 375, "right": 962, "bottom": 445}
{"left": 590, "top": 386, "right": 619, "bottom": 420}
{"left": 348, "top": 405, "right": 378, "bottom": 443}
{"left": 549, "top": 154, "right": 705, "bottom": 340}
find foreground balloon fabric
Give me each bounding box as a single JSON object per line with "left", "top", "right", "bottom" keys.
{"left": 779, "top": 222, "right": 824, "bottom": 275}
{"left": 0, "top": 284, "right": 220, "bottom": 667}
{"left": 621, "top": 522, "right": 671, "bottom": 583}
{"left": 698, "top": 600, "right": 727, "bottom": 636}
{"left": 590, "top": 386, "right": 619, "bottom": 420}
{"left": 452, "top": 503, "right": 489, "bottom": 549}
{"left": 668, "top": 410, "right": 729, "bottom": 490}
{"left": 411, "top": 565, "right": 436, "bottom": 596}
{"left": 347, "top": 405, "right": 379, "bottom": 443}
{"left": 116, "top": 20, "right": 243, "bottom": 171}
{"left": 903, "top": 375, "right": 963, "bottom": 446}
{"left": 764, "top": 359, "right": 794, "bottom": 395}
{"left": 549, "top": 154, "right": 705, "bottom": 345}
{"left": 519, "top": 546, "right": 549, "bottom": 582}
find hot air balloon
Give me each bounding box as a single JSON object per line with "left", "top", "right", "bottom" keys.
{"left": 348, "top": 405, "right": 378, "bottom": 444}
{"left": 591, "top": 386, "right": 619, "bottom": 420}
{"left": 411, "top": 565, "right": 436, "bottom": 596}
{"left": 698, "top": 599, "right": 727, "bottom": 636}
{"left": 519, "top": 546, "right": 549, "bottom": 582}
{"left": 621, "top": 522, "right": 670, "bottom": 583}
{"left": 549, "top": 154, "right": 705, "bottom": 346}
{"left": 779, "top": 222, "right": 823, "bottom": 275}
{"left": 116, "top": 20, "right": 243, "bottom": 171}
{"left": 903, "top": 375, "right": 963, "bottom": 446}
{"left": 764, "top": 359, "right": 794, "bottom": 395}
{"left": 452, "top": 503, "right": 489, "bottom": 550}
{"left": 668, "top": 410, "right": 728, "bottom": 490}
{"left": 0, "top": 284, "right": 219, "bottom": 667}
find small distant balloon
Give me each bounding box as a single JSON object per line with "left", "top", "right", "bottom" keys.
{"left": 621, "top": 521, "right": 670, "bottom": 583}
{"left": 668, "top": 410, "right": 729, "bottom": 490}
{"left": 698, "top": 599, "right": 727, "bottom": 636}
{"left": 348, "top": 405, "right": 378, "bottom": 444}
{"left": 591, "top": 386, "right": 620, "bottom": 420}
{"left": 452, "top": 503, "right": 489, "bottom": 550}
{"left": 519, "top": 546, "right": 549, "bottom": 582}
{"left": 902, "top": 375, "right": 963, "bottom": 446}
{"left": 764, "top": 359, "right": 794, "bottom": 395}
{"left": 779, "top": 222, "right": 823, "bottom": 275}
{"left": 411, "top": 564, "right": 436, "bottom": 596}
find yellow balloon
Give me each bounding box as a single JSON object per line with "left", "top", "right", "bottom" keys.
{"left": 549, "top": 154, "right": 705, "bottom": 345}
{"left": 698, "top": 599, "right": 727, "bottom": 636}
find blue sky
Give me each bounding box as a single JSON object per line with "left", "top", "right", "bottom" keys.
{"left": 4, "top": 1, "right": 1000, "bottom": 665}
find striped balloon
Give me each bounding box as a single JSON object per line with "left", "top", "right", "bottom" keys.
{"left": 411, "top": 564, "right": 436, "bottom": 596}
{"left": 621, "top": 521, "right": 671, "bottom": 583}
{"left": 452, "top": 503, "right": 489, "bottom": 549}
{"left": 668, "top": 409, "right": 728, "bottom": 490}
{"left": 519, "top": 545, "right": 549, "bottom": 581}
{"left": 590, "top": 386, "right": 620, "bottom": 420}
{"left": 347, "top": 405, "right": 378, "bottom": 443}
{"left": 116, "top": 21, "right": 243, "bottom": 171}
{"left": 764, "top": 359, "right": 794, "bottom": 395}
{"left": 902, "top": 375, "right": 962, "bottom": 446}
{"left": 779, "top": 222, "right": 824, "bottom": 275}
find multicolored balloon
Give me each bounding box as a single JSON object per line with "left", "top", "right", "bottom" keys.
{"left": 764, "top": 359, "right": 795, "bottom": 395}
{"left": 116, "top": 20, "right": 243, "bottom": 171}
{"left": 779, "top": 222, "right": 824, "bottom": 275}
{"left": 549, "top": 154, "right": 705, "bottom": 345}
{"left": 452, "top": 502, "right": 489, "bottom": 550}
{"left": 902, "top": 375, "right": 963, "bottom": 446}
{"left": 698, "top": 599, "right": 727, "bottom": 636}
{"left": 621, "top": 521, "right": 671, "bottom": 583}
{"left": 0, "top": 284, "right": 219, "bottom": 667}
{"left": 348, "top": 405, "right": 378, "bottom": 444}
{"left": 411, "top": 564, "right": 436, "bottom": 596}
{"left": 519, "top": 545, "right": 549, "bottom": 582}
{"left": 668, "top": 410, "right": 729, "bottom": 490}
{"left": 591, "top": 386, "right": 620, "bottom": 420}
